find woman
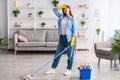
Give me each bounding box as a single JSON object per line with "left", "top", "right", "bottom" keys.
{"left": 45, "top": 4, "right": 76, "bottom": 76}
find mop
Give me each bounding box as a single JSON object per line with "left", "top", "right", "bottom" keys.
{"left": 22, "top": 46, "right": 71, "bottom": 80}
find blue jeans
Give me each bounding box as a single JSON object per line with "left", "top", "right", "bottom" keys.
{"left": 52, "top": 35, "right": 75, "bottom": 70}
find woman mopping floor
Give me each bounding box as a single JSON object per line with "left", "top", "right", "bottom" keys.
{"left": 22, "top": 4, "right": 76, "bottom": 80}
{"left": 44, "top": 4, "right": 76, "bottom": 76}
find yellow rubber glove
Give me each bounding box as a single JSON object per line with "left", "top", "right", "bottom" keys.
{"left": 57, "top": 4, "right": 66, "bottom": 10}
{"left": 70, "top": 36, "right": 75, "bottom": 47}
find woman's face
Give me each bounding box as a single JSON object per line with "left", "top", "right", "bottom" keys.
{"left": 63, "top": 7, "right": 70, "bottom": 14}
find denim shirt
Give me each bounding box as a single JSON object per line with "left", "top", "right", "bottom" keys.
{"left": 53, "top": 8, "right": 77, "bottom": 42}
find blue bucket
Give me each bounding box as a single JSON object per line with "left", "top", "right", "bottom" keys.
{"left": 78, "top": 68, "right": 92, "bottom": 79}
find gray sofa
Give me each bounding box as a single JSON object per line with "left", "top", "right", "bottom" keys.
{"left": 14, "top": 29, "right": 59, "bottom": 54}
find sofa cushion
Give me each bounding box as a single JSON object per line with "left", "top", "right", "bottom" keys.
{"left": 18, "top": 30, "right": 46, "bottom": 42}
{"left": 97, "top": 48, "right": 112, "bottom": 56}
{"left": 46, "top": 30, "right": 59, "bottom": 42}
{"left": 17, "top": 42, "right": 46, "bottom": 47}
{"left": 46, "top": 42, "right": 58, "bottom": 47}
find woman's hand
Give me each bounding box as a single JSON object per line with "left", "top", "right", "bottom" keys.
{"left": 70, "top": 36, "right": 75, "bottom": 47}
{"left": 57, "top": 4, "right": 66, "bottom": 10}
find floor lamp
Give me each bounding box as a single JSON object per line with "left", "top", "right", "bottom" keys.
{"left": 93, "top": 9, "right": 101, "bottom": 42}
{"left": 92, "top": 9, "right": 101, "bottom": 52}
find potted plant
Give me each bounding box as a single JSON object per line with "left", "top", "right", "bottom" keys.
{"left": 80, "top": 20, "right": 86, "bottom": 27}
{"left": 41, "top": 22, "right": 46, "bottom": 27}
{"left": 112, "top": 30, "right": 120, "bottom": 64}
{"left": 38, "top": 11, "right": 44, "bottom": 17}
{"left": 96, "top": 28, "right": 101, "bottom": 35}
{"left": 52, "top": 0, "right": 59, "bottom": 7}
{"left": 0, "top": 37, "right": 8, "bottom": 47}
{"left": 13, "top": 9, "right": 20, "bottom": 17}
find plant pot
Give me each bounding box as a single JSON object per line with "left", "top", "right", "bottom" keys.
{"left": 54, "top": 25, "right": 57, "bottom": 28}
{"left": 28, "top": 15, "right": 32, "bottom": 17}
{"left": 82, "top": 25, "right": 85, "bottom": 27}
{"left": 42, "top": 25, "right": 45, "bottom": 27}
{"left": 97, "top": 32, "right": 100, "bottom": 35}
{"left": 54, "top": 4, "right": 58, "bottom": 7}
{"left": 14, "top": 14, "right": 18, "bottom": 17}
{"left": 114, "top": 64, "right": 120, "bottom": 71}
{"left": 39, "top": 15, "right": 41, "bottom": 17}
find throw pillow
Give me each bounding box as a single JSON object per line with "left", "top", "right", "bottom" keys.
{"left": 17, "top": 35, "right": 28, "bottom": 42}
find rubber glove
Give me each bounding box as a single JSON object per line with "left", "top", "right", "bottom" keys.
{"left": 57, "top": 4, "right": 66, "bottom": 10}
{"left": 70, "top": 36, "right": 75, "bottom": 47}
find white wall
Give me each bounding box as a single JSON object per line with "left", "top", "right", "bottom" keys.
{"left": 0, "top": 0, "right": 7, "bottom": 37}
{"left": 107, "top": 0, "right": 120, "bottom": 40}
{"left": 0, "top": 0, "right": 120, "bottom": 49}
{"left": 93, "top": 0, "right": 120, "bottom": 41}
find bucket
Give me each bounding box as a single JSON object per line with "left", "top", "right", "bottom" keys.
{"left": 78, "top": 67, "right": 92, "bottom": 79}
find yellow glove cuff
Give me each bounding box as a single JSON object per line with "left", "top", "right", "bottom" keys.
{"left": 70, "top": 36, "right": 75, "bottom": 47}
{"left": 57, "top": 4, "right": 66, "bottom": 10}
{"left": 71, "top": 36, "right": 75, "bottom": 42}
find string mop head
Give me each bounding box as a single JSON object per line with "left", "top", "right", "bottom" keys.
{"left": 22, "top": 74, "right": 33, "bottom": 80}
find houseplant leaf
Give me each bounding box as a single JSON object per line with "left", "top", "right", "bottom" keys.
{"left": 112, "top": 30, "right": 120, "bottom": 63}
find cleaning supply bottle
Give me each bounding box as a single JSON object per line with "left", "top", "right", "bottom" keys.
{"left": 83, "top": 65, "right": 87, "bottom": 69}
{"left": 86, "top": 65, "right": 90, "bottom": 69}
{"left": 79, "top": 65, "right": 83, "bottom": 69}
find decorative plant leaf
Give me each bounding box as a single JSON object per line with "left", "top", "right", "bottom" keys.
{"left": 111, "top": 30, "right": 120, "bottom": 63}
{"left": 0, "top": 37, "right": 8, "bottom": 47}
{"left": 13, "top": 9, "right": 20, "bottom": 14}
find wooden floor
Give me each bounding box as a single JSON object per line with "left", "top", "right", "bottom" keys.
{"left": 0, "top": 49, "right": 120, "bottom": 80}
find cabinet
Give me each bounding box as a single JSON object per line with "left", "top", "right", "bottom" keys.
{"left": 7, "top": 0, "right": 89, "bottom": 50}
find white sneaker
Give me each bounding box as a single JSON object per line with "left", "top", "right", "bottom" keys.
{"left": 64, "top": 69, "right": 71, "bottom": 76}
{"left": 44, "top": 68, "right": 56, "bottom": 75}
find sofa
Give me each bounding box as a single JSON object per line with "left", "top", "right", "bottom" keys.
{"left": 14, "top": 29, "right": 59, "bottom": 54}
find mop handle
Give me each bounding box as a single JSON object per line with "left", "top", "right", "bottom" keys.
{"left": 31, "top": 46, "right": 70, "bottom": 77}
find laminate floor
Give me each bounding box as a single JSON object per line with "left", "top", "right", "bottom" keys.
{"left": 0, "top": 50, "right": 120, "bottom": 80}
